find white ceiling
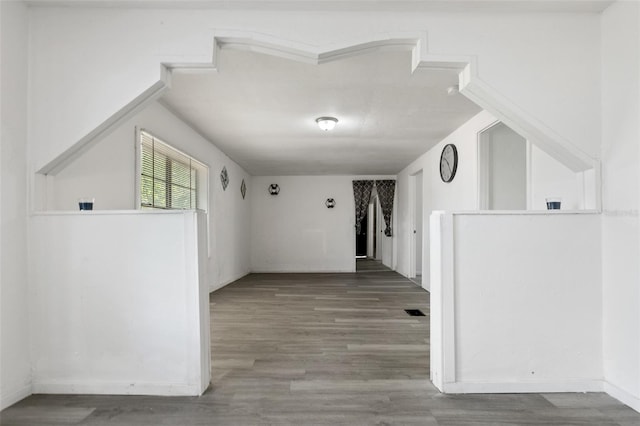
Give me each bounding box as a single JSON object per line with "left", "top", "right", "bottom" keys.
{"left": 162, "top": 49, "right": 482, "bottom": 175}
{"left": 26, "top": 0, "right": 614, "bottom": 14}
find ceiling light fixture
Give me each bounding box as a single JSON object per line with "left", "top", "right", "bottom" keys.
{"left": 316, "top": 116, "right": 338, "bottom": 131}
{"left": 447, "top": 85, "right": 459, "bottom": 96}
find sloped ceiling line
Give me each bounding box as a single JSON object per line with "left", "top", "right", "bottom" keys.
{"left": 39, "top": 31, "right": 596, "bottom": 179}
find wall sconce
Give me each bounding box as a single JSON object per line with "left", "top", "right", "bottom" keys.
{"left": 269, "top": 184, "right": 280, "bottom": 195}
{"left": 325, "top": 198, "right": 336, "bottom": 208}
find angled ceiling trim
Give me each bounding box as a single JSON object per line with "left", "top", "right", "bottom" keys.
{"left": 211, "top": 31, "right": 430, "bottom": 69}
{"left": 38, "top": 74, "right": 172, "bottom": 175}
{"left": 458, "top": 64, "right": 597, "bottom": 173}
{"left": 39, "top": 30, "right": 598, "bottom": 180}
{"left": 38, "top": 31, "right": 446, "bottom": 175}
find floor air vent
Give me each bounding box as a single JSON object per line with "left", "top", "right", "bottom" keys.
{"left": 404, "top": 309, "right": 425, "bottom": 317}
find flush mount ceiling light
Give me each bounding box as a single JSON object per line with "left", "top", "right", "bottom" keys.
{"left": 316, "top": 116, "right": 338, "bottom": 131}
{"left": 447, "top": 85, "right": 459, "bottom": 96}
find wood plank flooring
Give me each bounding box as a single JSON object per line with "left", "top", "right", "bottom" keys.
{"left": 2, "top": 270, "right": 639, "bottom": 425}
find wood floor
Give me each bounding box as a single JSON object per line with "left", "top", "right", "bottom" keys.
{"left": 2, "top": 270, "right": 639, "bottom": 425}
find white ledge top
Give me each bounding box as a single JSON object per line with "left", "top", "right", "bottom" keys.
{"left": 432, "top": 210, "right": 601, "bottom": 216}
{"left": 31, "top": 209, "right": 205, "bottom": 217}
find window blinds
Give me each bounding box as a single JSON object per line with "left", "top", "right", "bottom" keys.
{"left": 140, "top": 131, "right": 200, "bottom": 210}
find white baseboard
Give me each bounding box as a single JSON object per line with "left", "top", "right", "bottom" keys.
{"left": 32, "top": 380, "right": 203, "bottom": 396}
{"left": 1, "top": 383, "right": 32, "bottom": 411}
{"left": 442, "top": 380, "right": 604, "bottom": 394}
{"left": 604, "top": 381, "right": 640, "bottom": 414}
{"left": 440, "top": 379, "right": 640, "bottom": 414}
{"left": 210, "top": 271, "right": 250, "bottom": 293}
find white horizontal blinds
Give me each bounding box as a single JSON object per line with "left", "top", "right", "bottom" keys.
{"left": 140, "top": 130, "right": 199, "bottom": 210}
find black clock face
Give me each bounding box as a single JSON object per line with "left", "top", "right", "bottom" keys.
{"left": 440, "top": 144, "right": 458, "bottom": 183}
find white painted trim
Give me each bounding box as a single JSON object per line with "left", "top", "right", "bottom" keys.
{"left": 442, "top": 380, "right": 604, "bottom": 394}
{"left": 134, "top": 126, "right": 142, "bottom": 209}
{"left": 210, "top": 271, "right": 250, "bottom": 293}
{"left": 31, "top": 209, "right": 197, "bottom": 216}
{"left": 408, "top": 174, "right": 417, "bottom": 279}
{"left": 0, "top": 384, "right": 32, "bottom": 411}
{"left": 213, "top": 31, "right": 428, "bottom": 68}
{"left": 429, "top": 211, "right": 456, "bottom": 391}
{"left": 37, "top": 79, "right": 170, "bottom": 175}
{"left": 604, "top": 381, "right": 640, "bottom": 414}
{"left": 32, "top": 381, "right": 203, "bottom": 396}
{"left": 525, "top": 139, "right": 533, "bottom": 210}
{"left": 459, "top": 64, "right": 597, "bottom": 173}
{"left": 440, "top": 213, "right": 456, "bottom": 385}
{"left": 476, "top": 120, "right": 501, "bottom": 210}
{"left": 449, "top": 210, "right": 600, "bottom": 216}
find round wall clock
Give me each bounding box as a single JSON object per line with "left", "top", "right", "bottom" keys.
{"left": 439, "top": 143, "right": 458, "bottom": 183}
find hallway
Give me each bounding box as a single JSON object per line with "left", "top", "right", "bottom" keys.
{"left": 2, "top": 272, "right": 638, "bottom": 425}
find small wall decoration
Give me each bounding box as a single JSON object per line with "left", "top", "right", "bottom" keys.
{"left": 220, "top": 166, "right": 229, "bottom": 191}
{"left": 325, "top": 198, "right": 336, "bottom": 208}
{"left": 268, "top": 184, "right": 280, "bottom": 195}
{"left": 240, "top": 179, "right": 247, "bottom": 199}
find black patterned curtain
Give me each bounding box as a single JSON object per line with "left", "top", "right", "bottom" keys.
{"left": 375, "top": 180, "right": 396, "bottom": 237}
{"left": 352, "top": 180, "right": 374, "bottom": 235}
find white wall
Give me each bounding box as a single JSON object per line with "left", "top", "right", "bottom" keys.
{"left": 486, "top": 123, "right": 527, "bottom": 210}
{"left": 530, "top": 144, "right": 585, "bottom": 211}
{"left": 250, "top": 175, "right": 395, "bottom": 273}
{"left": 601, "top": 0, "right": 640, "bottom": 411}
{"left": 397, "top": 110, "right": 592, "bottom": 289}
{"left": 431, "top": 211, "right": 602, "bottom": 393}
{"left": 0, "top": 0, "right": 32, "bottom": 410}
{"left": 52, "top": 101, "right": 251, "bottom": 291}
{"left": 29, "top": 211, "right": 210, "bottom": 396}
{"left": 397, "top": 111, "right": 497, "bottom": 289}
{"left": 27, "top": 8, "right": 601, "bottom": 175}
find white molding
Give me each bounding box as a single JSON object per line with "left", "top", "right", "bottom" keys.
{"left": 213, "top": 31, "right": 428, "bottom": 68}
{"left": 440, "top": 213, "right": 456, "bottom": 385}
{"left": 476, "top": 120, "right": 501, "bottom": 210}
{"left": 459, "top": 63, "right": 597, "bottom": 173}
{"left": 435, "top": 378, "right": 640, "bottom": 414}
{"left": 429, "top": 211, "right": 456, "bottom": 391}
{"left": 408, "top": 174, "right": 417, "bottom": 279}
{"left": 32, "top": 380, "right": 203, "bottom": 396}
{"left": 525, "top": 139, "right": 533, "bottom": 210}
{"left": 37, "top": 79, "right": 170, "bottom": 175}
{"left": 210, "top": 271, "right": 251, "bottom": 293}
{"left": 442, "top": 380, "right": 604, "bottom": 394}
{"left": 0, "top": 384, "right": 32, "bottom": 411}
{"left": 604, "top": 381, "right": 640, "bottom": 414}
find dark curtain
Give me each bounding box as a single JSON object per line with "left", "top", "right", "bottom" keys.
{"left": 352, "top": 180, "right": 374, "bottom": 235}
{"left": 375, "top": 180, "right": 396, "bottom": 237}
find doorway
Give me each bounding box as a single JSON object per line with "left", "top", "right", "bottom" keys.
{"left": 356, "top": 194, "right": 389, "bottom": 272}
{"left": 367, "top": 195, "right": 378, "bottom": 260}
{"left": 355, "top": 213, "right": 368, "bottom": 258}
{"left": 478, "top": 122, "right": 528, "bottom": 210}
{"left": 410, "top": 171, "right": 423, "bottom": 285}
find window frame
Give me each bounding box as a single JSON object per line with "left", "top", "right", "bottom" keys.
{"left": 135, "top": 128, "right": 209, "bottom": 213}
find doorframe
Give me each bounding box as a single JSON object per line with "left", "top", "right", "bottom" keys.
{"left": 477, "top": 120, "right": 500, "bottom": 210}
{"left": 375, "top": 197, "right": 383, "bottom": 261}
{"left": 409, "top": 170, "right": 424, "bottom": 280}
{"left": 477, "top": 120, "right": 532, "bottom": 210}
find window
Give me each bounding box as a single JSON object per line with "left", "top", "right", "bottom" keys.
{"left": 139, "top": 130, "right": 207, "bottom": 210}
